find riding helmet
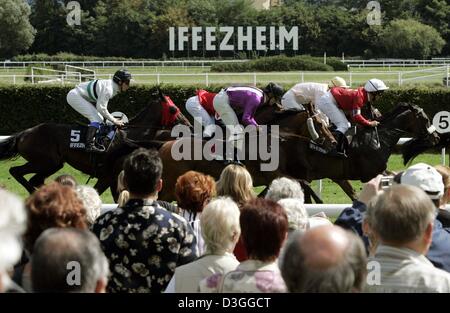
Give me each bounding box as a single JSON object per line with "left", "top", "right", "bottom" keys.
{"left": 113, "top": 69, "right": 132, "bottom": 85}
{"left": 264, "top": 82, "right": 284, "bottom": 98}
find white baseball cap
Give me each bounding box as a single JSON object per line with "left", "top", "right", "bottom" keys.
{"left": 400, "top": 163, "right": 444, "bottom": 200}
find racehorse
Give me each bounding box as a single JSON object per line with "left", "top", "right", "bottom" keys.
{"left": 277, "top": 103, "right": 439, "bottom": 198}
{"left": 0, "top": 93, "right": 191, "bottom": 196}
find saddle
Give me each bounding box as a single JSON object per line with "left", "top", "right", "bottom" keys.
{"left": 69, "top": 124, "right": 117, "bottom": 151}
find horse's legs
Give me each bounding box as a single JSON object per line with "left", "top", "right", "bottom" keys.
{"left": 299, "top": 180, "right": 324, "bottom": 204}
{"left": 9, "top": 163, "right": 37, "bottom": 193}
{"left": 10, "top": 162, "right": 63, "bottom": 194}
{"left": 332, "top": 179, "right": 356, "bottom": 201}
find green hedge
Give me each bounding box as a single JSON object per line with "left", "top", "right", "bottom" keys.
{"left": 0, "top": 84, "right": 449, "bottom": 134}
{"left": 210, "top": 56, "right": 347, "bottom": 72}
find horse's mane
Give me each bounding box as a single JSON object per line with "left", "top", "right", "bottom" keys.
{"left": 379, "top": 103, "right": 417, "bottom": 123}
{"left": 127, "top": 100, "right": 158, "bottom": 124}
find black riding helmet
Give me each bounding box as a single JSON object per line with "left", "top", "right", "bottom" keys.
{"left": 113, "top": 69, "right": 132, "bottom": 85}
{"left": 263, "top": 82, "right": 284, "bottom": 99}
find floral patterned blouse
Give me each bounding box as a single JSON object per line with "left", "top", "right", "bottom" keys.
{"left": 92, "top": 199, "right": 198, "bottom": 293}
{"left": 199, "top": 259, "right": 287, "bottom": 293}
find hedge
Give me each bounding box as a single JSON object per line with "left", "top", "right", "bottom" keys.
{"left": 0, "top": 84, "right": 449, "bottom": 134}
{"left": 210, "top": 56, "right": 347, "bottom": 72}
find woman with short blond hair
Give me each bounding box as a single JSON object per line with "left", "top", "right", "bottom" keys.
{"left": 165, "top": 197, "right": 241, "bottom": 293}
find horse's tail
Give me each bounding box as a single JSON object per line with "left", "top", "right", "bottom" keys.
{"left": 0, "top": 133, "right": 20, "bottom": 160}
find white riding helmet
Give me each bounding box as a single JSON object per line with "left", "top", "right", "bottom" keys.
{"left": 364, "top": 78, "right": 389, "bottom": 93}
{"left": 329, "top": 76, "right": 349, "bottom": 88}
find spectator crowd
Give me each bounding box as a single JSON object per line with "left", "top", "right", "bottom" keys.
{"left": 1, "top": 147, "right": 450, "bottom": 293}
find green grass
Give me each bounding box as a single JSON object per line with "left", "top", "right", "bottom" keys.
{"left": 0, "top": 66, "right": 446, "bottom": 86}
{"left": 0, "top": 153, "right": 446, "bottom": 204}
{"left": 0, "top": 157, "right": 114, "bottom": 203}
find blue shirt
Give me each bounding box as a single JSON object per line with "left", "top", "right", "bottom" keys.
{"left": 335, "top": 200, "right": 450, "bottom": 273}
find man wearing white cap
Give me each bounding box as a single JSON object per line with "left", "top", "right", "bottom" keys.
{"left": 335, "top": 163, "right": 450, "bottom": 274}
{"left": 280, "top": 77, "right": 349, "bottom": 111}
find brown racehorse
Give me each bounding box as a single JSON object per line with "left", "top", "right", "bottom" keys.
{"left": 0, "top": 93, "right": 191, "bottom": 196}
{"left": 156, "top": 103, "right": 438, "bottom": 202}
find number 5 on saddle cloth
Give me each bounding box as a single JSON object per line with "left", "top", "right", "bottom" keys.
{"left": 69, "top": 112, "right": 128, "bottom": 152}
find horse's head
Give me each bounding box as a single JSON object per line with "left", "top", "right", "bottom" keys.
{"left": 304, "top": 102, "right": 337, "bottom": 150}
{"left": 158, "top": 89, "right": 192, "bottom": 129}
{"left": 381, "top": 103, "right": 439, "bottom": 146}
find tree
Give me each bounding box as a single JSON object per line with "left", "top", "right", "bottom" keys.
{"left": 416, "top": 0, "right": 450, "bottom": 54}
{"left": 0, "top": 0, "right": 36, "bottom": 58}
{"left": 379, "top": 19, "right": 445, "bottom": 59}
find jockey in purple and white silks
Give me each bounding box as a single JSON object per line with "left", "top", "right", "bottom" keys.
{"left": 66, "top": 69, "right": 131, "bottom": 153}
{"left": 213, "top": 83, "right": 284, "bottom": 161}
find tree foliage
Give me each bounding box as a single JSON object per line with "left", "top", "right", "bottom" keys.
{"left": 380, "top": 19, "right": 445, "bottom": 59}
{"left": 0, "top": 0, "right": 36, "bottom": 58}
{"left": 3, "top": 0, "right": 448, "bottom": 58}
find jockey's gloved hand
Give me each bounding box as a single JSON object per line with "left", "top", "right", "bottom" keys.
{"left": 369, "top": 120, "right": 380, "bottom": 127}
{"left": 114, "top": 120, "right": 126, "bottom": 128}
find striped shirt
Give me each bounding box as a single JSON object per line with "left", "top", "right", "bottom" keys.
{"left": 365, "top": 245, "right": 450, "bottom": 293}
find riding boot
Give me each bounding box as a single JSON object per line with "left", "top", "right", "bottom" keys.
{"left": 85, "top": 126, "right": 105, "bottom": 153}
{"left": 327, "top": 132, "right": 347, "bottom": 158}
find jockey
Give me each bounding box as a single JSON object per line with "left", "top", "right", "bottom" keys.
{"left": 66, "top": 69, "right": 131, "bottom": 153}
{"left": 213, "top": 82, "right": 284, "bottom": 161}
{"left": 281, "top": 77, "right": 349, "bottom": 111}
{"left": 317, "top": 78, "right": 389, "bottom": 154}
{"left": 185, "top": 89, "right": 217, "bottom": 138}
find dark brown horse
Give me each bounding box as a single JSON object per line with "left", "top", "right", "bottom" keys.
{"left": 0, "top": 94, "right": 191, "bottom": 195}
{"left": 277, "top": 103, "right": 439, "bottom": 194}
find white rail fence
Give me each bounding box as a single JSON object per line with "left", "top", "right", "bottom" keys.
{"left": 0, "top": 60, "right": 247, "bottom": 69}
{"left": 1, "top": 65, "right": 449, "bottom": 87}
{"left": 1, "top": 58, "right": 450, "bottom": 69}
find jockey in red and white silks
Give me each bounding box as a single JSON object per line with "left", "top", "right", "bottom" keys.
{"left": 185, "top": 90, "right": 217, "bottom": 137}
{"left": 316, "top": 78, "right": 389, "bottom": 154}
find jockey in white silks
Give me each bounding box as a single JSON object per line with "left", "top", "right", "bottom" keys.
{"left": 281, "top": 76, "right": 349, "bottom": 111}
{"left": 66, "top": 69, "right": 131, "bottom": 153}
{"left": 185, "top": 89, "right": 217, "bottom": 138}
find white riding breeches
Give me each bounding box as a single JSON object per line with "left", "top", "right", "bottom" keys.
{"left": 316, "top": 91, "right": 350, "bottom": 134}
{"left": 67, "top": 89, "right": 103, "bottom": 123}
{"left": 185, "top": 96, "right": 216, "bottom": 137}
{"left": 281, "top": 90, "right": 305, "bottom": 111}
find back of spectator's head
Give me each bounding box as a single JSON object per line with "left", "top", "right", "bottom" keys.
{"left": 123, "top": 148, "right": 163, "bottom": 197}
{"left": 175, "top": 171, "right": 216, "bottom": 213}
{"left": 31, "top": 228, "right": 109, "bottom": 293}
{"left": 75, "top": 185, "right": 102, "bottom": 226}
{"left": 54, "top": 174, "right": 78, "bottom": 188}
{"left": 0, "top": 189, "right": 26, "bottom": 292}
{"left": 240, "top": 198, "right": 288, "bottom": 262}
{"left": 265, "top": 177, "right": 304, "bottom": 203}
{"left": 201, "top": 197, "right": 241, "bottom": 255}
{"left": 397, "top": 163, "right": 444, "bottom": 206}
{"left": 281, "top": 225, "right": 367, "bottom": 293}
{"left": 277, "top": 198, "right": 309, "bottom": 231}
{"left": 116, "top": 171, "right": 130, "bottom": 207}
{"left": 366, "top": 185, "right": 435, "bottom": 248}
{"left": 217, "top": 165, "right": 255, "bottom": 206}
{"left": 25, "top": 182, "right": 87, "bottom": 253}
